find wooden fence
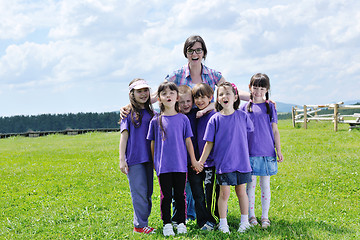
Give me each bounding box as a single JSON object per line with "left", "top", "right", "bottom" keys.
{"left": 292, "top": 102, "right": 360, "bottom": 131}
{"left": 0, "top": 128, "right": 120, "bottom": 139}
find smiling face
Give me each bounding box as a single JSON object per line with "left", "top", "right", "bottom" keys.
{"left": 179, "top": 92, "right": 193, "bottom": 114}
{"left": 250, "top": 85, "right": 268, "bottom": 103}
{"left": 194, "top": 95, "right": 211, "bottom": 110}
{"left": 186, "top": 42, "right": 204, "bottom": 65}
{"left": 133, "top": 88, "right": 150, "bottom": 108}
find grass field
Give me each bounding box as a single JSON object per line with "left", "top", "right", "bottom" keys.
{"left": 1, "top": 120, "right": 359, "bottom": 239}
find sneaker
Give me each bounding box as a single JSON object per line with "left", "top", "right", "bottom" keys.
{"left": 163, "top": 223, "right": 175, "bottom": 236}
{"left": 201, "top": 221, "right": 215, "bottom": 231}
{"left": 133, "top": 226, "right": 156, "bottom": 234}
{"left": 177, "top": 223, "right": 187, "bottom": 234}
{"left": 218, "top": 224, "right": 230, "bottom": 234}
{"left": 238, "top": 222, "right": 251, "bottom": 233}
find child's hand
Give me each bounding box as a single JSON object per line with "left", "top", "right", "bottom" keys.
{"left": 119, "top": 160, "right": 129, "bottom": 175}
{"left": 277, "top": 152, "right": 284, "bottom": 162}
{"left": 120, "top": 105, "right": 131, "bottom": 119}
{"left": 193, "top": 161, "right": 204, "bottom": 173}
{"left": 196, "top": 110, "right": 205, "bottom": 118}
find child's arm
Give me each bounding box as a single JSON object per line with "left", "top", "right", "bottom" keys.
{"left": 185, "top": 137, "right": 203, "bottom": 172}
{"left": 119, "top": 130, "right": 129, "bottom": 174}
{"left": 198, "top": 141, "right": 214, "bottom": 170}
{"left": 150, "top": 140, "right": 155, "bottom": 162}
{"left": 272, "top": 122, "right": 284, "bottom": 162}
{"left": 196, "top": 102, "right": 215, "bottom": 118}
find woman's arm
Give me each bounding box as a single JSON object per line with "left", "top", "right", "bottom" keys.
{"left": 271, "top": 122, "right": 284, "bottom": 162}
{"left": 119, "top": 130, "right": 129, "bottom": 174}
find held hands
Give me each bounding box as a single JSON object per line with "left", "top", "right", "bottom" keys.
{"left": 192, "top": 160, "right": 204, "bottom": 173}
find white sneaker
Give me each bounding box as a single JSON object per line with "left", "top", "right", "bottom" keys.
{"left": 177, "top": 223, "right": 187, "bottom": 234}
{"left": 238, "top": 222, "right": 251, "bottom": 233}
{"left": 218, "top": 224, "right": 230, "bottom": 234}
{"left": 163, "top": 223, "right": 175, "bottom": 236}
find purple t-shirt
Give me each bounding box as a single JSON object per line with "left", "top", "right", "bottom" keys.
{"left": 197, "top": 110, "right": 216, "bottom": 167}
{"left": 120, "top": 109, "right": 153, "bottom": 166}
{"left": 241, "top": 102, "right": 277, "bottom": 157}
{"left": 203, "top": 110, "right": 254, "bottom": 174}
{"left": 147, "top": 113, "right": 193, "bottom": 176}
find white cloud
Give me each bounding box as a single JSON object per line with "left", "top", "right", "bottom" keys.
{"left": 0, "top": 0, "right": 359, "bottom": 116}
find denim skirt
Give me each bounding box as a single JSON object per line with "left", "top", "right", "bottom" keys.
{"left": 217, "top": 171, "right": 252, "bottom": 186}
{"left": 250, "top": 156, "right": 278, "bottom": 176}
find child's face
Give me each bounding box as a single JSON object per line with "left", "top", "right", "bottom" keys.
{"left": 217, "top": 86, "right": 237, "bottom": 110}
{"left": 159, "top": 87, "right": 178, "bottom": 108}
{"left": 250, "top": 85, "right": 268, "bottom": 100}
{"left": 179, "top": 92, "right": 193, "bottom": 114}
{"left": 194, "top": 95, "right": 212, "bottom": 110}
{"left": 133, "top": 88, "right": 150, "bottom": 107}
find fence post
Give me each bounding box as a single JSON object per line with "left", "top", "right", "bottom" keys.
{"left": 292, "top": 106, "right": 295, "bottom": 127}
{"left": 334, "top": 103, "right": 339, "bottom": 132}
{"left": 304, "top": 105, "right": 307, "bottom": 129}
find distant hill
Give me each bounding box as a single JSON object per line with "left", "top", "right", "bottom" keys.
{"left": 276, "top": 102, "right": 296, "bottom": 113}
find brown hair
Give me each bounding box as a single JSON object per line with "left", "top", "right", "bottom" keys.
{"left": 128, "top": 78, "right": 154, "bottom": 127}
{"left": 183, "top": 35, "right": 208, "bottom": 60}
{"left": 157, "top": 82, "right": 179, "bottom": 140}
{"left": 192, "top": 83, "right": 214, "bottom": 99}
{"left": 247, "top": 73, "right": 270, "bottom": 114}
{"left": 215, "top": 82, "right": 240, "bottom": 112}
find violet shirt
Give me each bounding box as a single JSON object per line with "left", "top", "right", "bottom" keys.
{"left": 147, "top": 113, "right": 193, "bottom": 176}
{"left": 165, "top": 64, "right": 222, "bottom": 91}
{"left": 203, "top": 110, "right": 254, "bottom": 174}
{"left": 197, "top": 110, "right": 216, "bottom": 167}
{"left": 241, "top": 102, "right": 277, "bottom": 158}
{"left": 120, "top": 109, "right": 153, "bottom": 166}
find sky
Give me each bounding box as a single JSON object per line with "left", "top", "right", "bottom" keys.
{"left": 1, "top": 0, "right": 360, "bottom": 117}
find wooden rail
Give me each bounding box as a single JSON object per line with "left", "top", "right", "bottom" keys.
{"left": 292, "top": 102, "right": 360, "bottom": 131}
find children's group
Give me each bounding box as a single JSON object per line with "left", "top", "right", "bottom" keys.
{"left": 119, "top": 35, "right": 284, "bottom": 237}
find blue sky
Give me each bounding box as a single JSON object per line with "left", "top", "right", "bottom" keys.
{"left": 1, "top": 0, "right": 359, "bottom": 117}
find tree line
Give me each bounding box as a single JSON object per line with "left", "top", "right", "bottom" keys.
{"left": 1, "top": 103, "right": 358, "bottom": 134}
{"left": 0, "top": 112, "right": 120, "bottom": 134}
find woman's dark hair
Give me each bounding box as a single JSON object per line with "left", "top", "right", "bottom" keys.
{"left": 247, "top": 73, "right": 271, "bottom": 114}
{"left": 128, "top": 78, "right": 154, "bottom": 127}
{"left": 215, "top": 82, "right": 240, "bottom": 112}
{"left": 157, "top": 81, "right": 179, "bottom": 140}
{"left": 183, "top": 35, "right": 207, "bottom": 60}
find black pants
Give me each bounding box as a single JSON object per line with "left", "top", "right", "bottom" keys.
{"left": 159, "top": 172, "right": 186, "bottom": 225}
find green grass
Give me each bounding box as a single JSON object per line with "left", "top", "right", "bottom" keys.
{"left": 0, "top": 120, "right": 359, "bottom": 239}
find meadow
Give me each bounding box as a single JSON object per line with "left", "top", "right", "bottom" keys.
{"left": 0, "top": 120, "right": 359, "bottom": 239}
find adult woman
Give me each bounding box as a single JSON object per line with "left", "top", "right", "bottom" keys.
{"left": 165, "top": 35, "right": 249, "bottom": 117}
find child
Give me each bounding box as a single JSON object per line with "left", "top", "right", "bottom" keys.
{"left": 197, "top": 82, "right": 254, "bottom": 234}
{"left": 146, "top": 82, "right": 201, "bottom": 236}
{"left": 119, "top": 78, "right": 156, "bottom": 234}
{"left": 241, "top": 73, "right": 284, "bottom": 228}
{"left": 172, "top": 85, "right": 197, "bottom": 223}
{"left": 191, "top": 83, "right": 219, "bottom": 230}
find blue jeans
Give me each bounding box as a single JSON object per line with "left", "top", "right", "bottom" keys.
{"left": 127, "top": 162, "right": 153, "bottom": 228}
{"left": 186, "top": 181, "right": 196, "bottom": 220}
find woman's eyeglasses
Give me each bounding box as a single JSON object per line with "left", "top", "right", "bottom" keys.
{"left": 187, "top": 48, "right": 203, "bottom": 55}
